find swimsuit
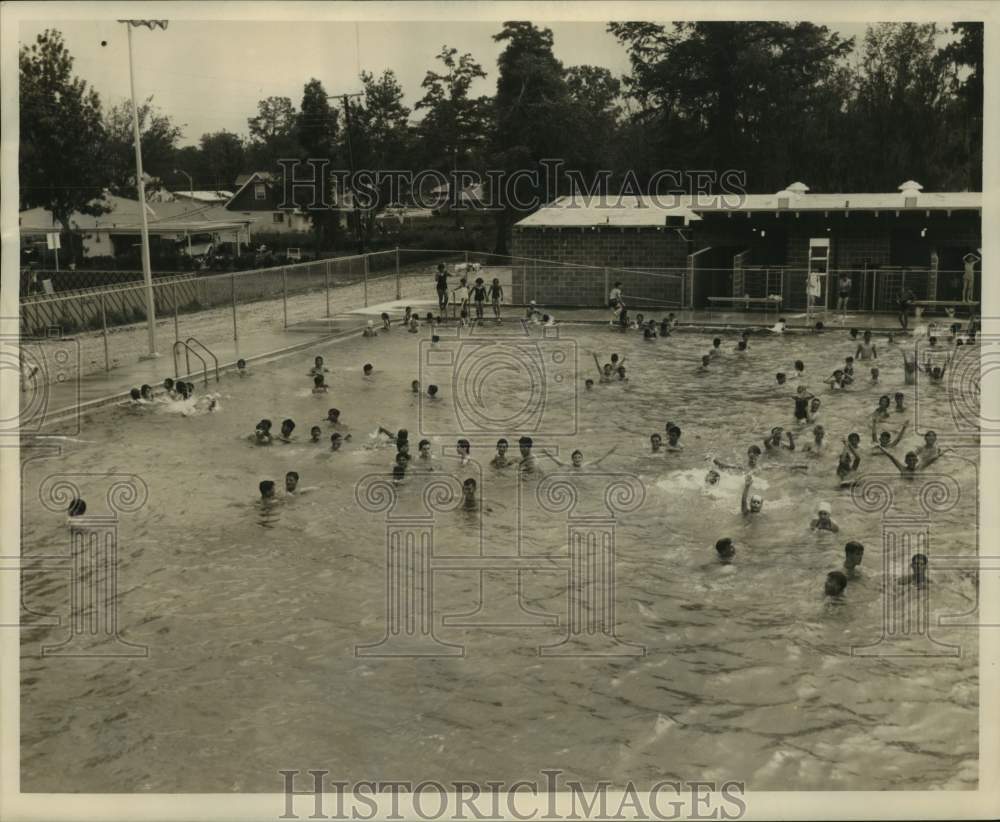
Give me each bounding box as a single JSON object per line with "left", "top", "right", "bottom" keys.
{"left": 794, "top": 396, "right": 809, "bottom": 420}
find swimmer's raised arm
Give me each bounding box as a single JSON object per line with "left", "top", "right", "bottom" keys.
{"left": 889, "top": 419, "right": 910, "bottom": 447}
{"left": 592, "top": 353, "right": 604, "bottom": 377}
{"left": 875, "top": 445, "right": 907, "bottom": 473}
{"left": 540, "top": 448, "right": 566, "bottom": 467}
{"left": 590, "top": 445, "right": 618, "bottom": 467}
{"left": 740, "top": 473, "right": 753, "bottom": 515}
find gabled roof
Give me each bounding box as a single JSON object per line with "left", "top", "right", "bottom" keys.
{"left": 226, "top": 172, "right": 277, "bottom": 208}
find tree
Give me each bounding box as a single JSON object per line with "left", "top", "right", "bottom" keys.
{"left": 297, "top": 78, "right": 340, "bottom": 251}
{"left": 564, "top": 65, "right": 621, "bottom": 182}
{"left": 246, "top": 95, "right": 298, "bottom": 170}
{"left": 19, "top": 29, "right": 109, "bottom": 252}
{"left": 344, "top": 70, "right": 414, "bottom": 247}
{"left": 489, "top": 22, "right": 575, "bottom": 252}
{"left": 609, "top": 22, "right": 853, "bottom": 191}
{"left": 415, "top": 47, "right": 491, "bottom": 172}
{"left": 848, "top": 24, "right": 959, "bottom": 190}
{"left": 938, "top": 22, "right": 983, "bottom": 189}
{"left": 102, "top": 96, "right": 183, "bottom": 197}
{"left": 197, "top": 131, "right": 245, "bottom": 190}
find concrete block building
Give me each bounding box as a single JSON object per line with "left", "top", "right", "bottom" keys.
{"left": 510, "top": 181, "right": 982, "bottom": 311}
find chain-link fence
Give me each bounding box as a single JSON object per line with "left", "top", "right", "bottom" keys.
{"left": 17, "top": 248, "right": 976, "bottom": 387}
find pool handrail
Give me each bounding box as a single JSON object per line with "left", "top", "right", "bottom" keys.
{"left": 184, "top": 337, "right": 220, "bottom": 384}
{"left": 172, "top": 339, "right": 208, "bottom": 387}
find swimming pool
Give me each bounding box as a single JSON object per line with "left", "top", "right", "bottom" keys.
{"left": 20, "top": 319, "right": 980, "bottom": 792}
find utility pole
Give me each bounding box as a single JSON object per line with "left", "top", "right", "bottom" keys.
{"left": 119, "top": 19, "right": 168, "bottom": 358}
{"left": 174, "top": 168, "right": 194, "bottom": 256}
{"left": 327, "top": 92, "right": 364, "bottom": 253}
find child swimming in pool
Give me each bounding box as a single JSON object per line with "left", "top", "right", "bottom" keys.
{"left": 709, "top": 338, "right": 722, "bottom": 359}
{"left": 310, "top": 426, "right": 322, "bottom": 443}
{"left": 741, "top": 474, "right": 764, "bottom": 516}
{"left": 715, "top": 538, "right": 736, "bottom": 564}
{"left": 871, "top": 417, "right": 909, "bottom": 453}
{"left": 824, "top": 571, "right": 847, "bottom": 597}
{"left": 855, "top": 330, "right": 877, "bottom": 361}
{"left": 843, "top": 541, "right": 864, "bottom": 578}
{"left": 310, "top": 356, "right": 328, "bottom": 375}
{"left": 259, "top": 480, "right": 277, "bottom": 500}
{"left": 278, "top": 418, "right": 296, "bottom": 442}
{"left": 491, "top": 438, "right": 511, "bottom": 467}
{"left": 542, "top": 445, "right": 617, "bottom": 469}
{"left": 810, "top": 501, "right": 839, "bottom": 532}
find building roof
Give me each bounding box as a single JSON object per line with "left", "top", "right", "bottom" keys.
{"left": 19, "top": 193, "right": 251, "bottom": 234}
{"left": 515, "top": 186, "right": 981, "bottom": 228}
{"left": 516, "top": 195, "right": 702, "bottom": 228}
{"left": 172, "top": 190, "right": 235, "bottom": 203}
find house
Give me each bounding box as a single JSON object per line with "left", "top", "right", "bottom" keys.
{"left": 511, "top": 181, "right": 982, "bottom": 309}
{"left": 224, "top": 171, "right": 313, "bottom": 233}
{"left": 19, "top": 193, "right": 253, "bottom": 260}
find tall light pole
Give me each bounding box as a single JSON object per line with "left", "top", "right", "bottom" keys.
{"left": 174, "top": 168, "right": 194, "bottom": 256}
{"left": 120, "top": 19, "right": 168, "bottom": 358}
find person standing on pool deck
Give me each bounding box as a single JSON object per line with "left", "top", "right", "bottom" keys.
{"left": 472, "top": 278, "right": 487, "bottom": 321}
{"left": 836, "top": 273, "right": 852, "bottom": 314}
{"left": 435, "top": 264, "right": 449, "bottom": 311}
{"left": 962, "top": 252, "right": 979, "bottom": 303}
{"left": 897, "top": 286, "right": 916, "bottom": 331}
{"left": 489, "top": 277, "right": 504, "bottom": 321}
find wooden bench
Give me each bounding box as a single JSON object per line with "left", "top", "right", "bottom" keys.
{"left": 911, "top": 300, "right": 979, "bottom": 319}
{"left": 707, "top": 295, "right": 782, "bottom": 317}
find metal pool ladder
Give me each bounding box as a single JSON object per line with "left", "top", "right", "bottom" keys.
{"left": 172, "top": 337, "right": 220, "bottom": 386}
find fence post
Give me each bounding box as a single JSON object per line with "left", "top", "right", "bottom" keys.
{"left": 282, "top": 266, "right": 288, "bottom": 329}
{"left": 99, "top": 293, "right": 110, "bottom": 372}
{"left": 464, "top": 250, "right": 469, "bottom": 266}
{"left": 172, "top": 282, "right": 180, "bottom": 343}
{"left": 363, "top": 254, "right": 369, "bottom": 307}
{"left": 231, "top": 272, "right": 239, "bottom": 358}
{"left": 603, "top": 267, "right": 609, "bottom": 307}
{"left": 325, "top": 260, "right": 331, "bottom": 318}
{"left": 395, "top": 246, "right": 401, "bottom": 301}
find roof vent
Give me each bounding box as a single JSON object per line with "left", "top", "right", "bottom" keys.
{"left": 786, "top": 182, "right": 810, "bottom": 194}
{"left": 899, "top": 180, "right": 922, "bottom": 208}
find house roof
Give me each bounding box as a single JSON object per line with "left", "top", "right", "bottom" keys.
{"left": 515, "top": 188, "right": 982, "bottom": 228}
{"left": 515, "top": 195, "right": 702, "bottom": 228}
{"left": 172, "top": 190, "right": 235, "bottom": 203}
{"left": 19, "top": 194, "right": 251, "bottom": 234}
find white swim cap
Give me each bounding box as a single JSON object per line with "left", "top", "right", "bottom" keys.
{"left": 750, "top": 494, "right": 763, "bottom": 505}
{"left": 818, "top": 501, "right": 832, "bottom": 514}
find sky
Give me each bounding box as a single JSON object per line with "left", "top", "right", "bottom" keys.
{"left": 18, "top": 19, "right": 943, "bottom": 148}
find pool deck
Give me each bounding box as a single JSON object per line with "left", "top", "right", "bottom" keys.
{"left": 25, "top": 304, "right": 924, "bottom": 429}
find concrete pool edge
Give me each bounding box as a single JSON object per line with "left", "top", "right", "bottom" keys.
{"left": 36, "top": 323, "right": 368, "bottom": 429}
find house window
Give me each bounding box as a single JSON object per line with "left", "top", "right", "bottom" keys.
{"left": 273, "top": 212, "right": 284, "bottom": 223}
{"left": 254, "top": 183, "right": 266, "bottom": 201}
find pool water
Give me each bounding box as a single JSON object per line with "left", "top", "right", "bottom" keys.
{"left": 20, "top": 320, "right": 980, "bottom": 791}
